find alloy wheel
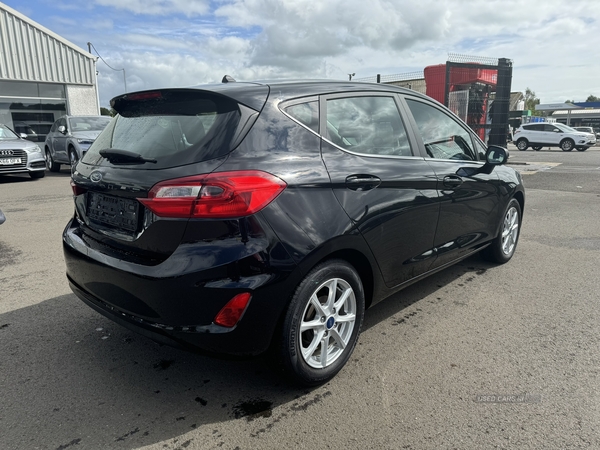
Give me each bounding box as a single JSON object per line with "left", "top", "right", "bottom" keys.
{"left": 501, "top": 206, "right": 519, "bottom": 256}
{"left": 299, "top": 278, "right": 357, "bottom": 369}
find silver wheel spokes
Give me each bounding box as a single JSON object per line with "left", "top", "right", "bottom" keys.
{"left": 299, "top": 278, "right": 356, "bottom": 369}
{"left": 501, "top": 206, "right": 519, "bottom": 255}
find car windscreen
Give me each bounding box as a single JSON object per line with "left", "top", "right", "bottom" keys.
{"left": 556, "top": 124, "right": 578, "bottom": 133}
{"left": 0, "top": 124, "right": 19, "bottom": 140}
{"left": 68, "top": 116, "right": 111, "bottom": 132}
{"left": 81, "top": 90, "right": 242, "bottom": 169}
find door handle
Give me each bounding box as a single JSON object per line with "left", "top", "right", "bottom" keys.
{"left": 345, "top": 175, "right": 381, "bottom": 191}
{"left": 443, "top": 175, "right": 463, "bottom": 188}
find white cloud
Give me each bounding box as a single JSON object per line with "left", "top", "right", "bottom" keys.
{"left": 8, "top": 0, "right": 600, "bottom": 105}
{"left": 94, "top": 0, "right": 210, "bottom": 17}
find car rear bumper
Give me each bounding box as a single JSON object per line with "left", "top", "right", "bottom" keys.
{"left": 63, "top": 218, "right": 301, "bottom": 355}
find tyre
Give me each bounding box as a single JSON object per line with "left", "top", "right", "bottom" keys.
{"left": 280, "top": 259, "right": 365, "bottom": 385}
{"left": 29, "top": 170, "right": 45, "bottom": 179}
{"left": 481, "top": 198, "right": 521, "bottom": 264}
{"left": 560, "top": 139, "right": 574, "bottom": 152}
{"left": 68, "top": 146, "right": 79, "bottom": 165}
{"left": 532, "top": 146, "right": 542, "bottom": 151}
{"left": 576, "top": 147, "right": 587, "bottom": 152}
{"left": 45, "top": 149, "right": 60, "bottom": 172}
{"left": 516, "top": 139, "right": 528, "bottom": 151}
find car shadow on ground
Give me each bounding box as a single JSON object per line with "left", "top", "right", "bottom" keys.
{"left": 0, "top": 254, "right": 494, "bottom": 449}
{"left": 0, "top": 169, "right": 71, "bottom": 184}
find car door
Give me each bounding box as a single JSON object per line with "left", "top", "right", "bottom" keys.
{"left": 544, "top": 123, "right": 563, "bottom": 145}
{"left": 402, "top": 96, "right": 502, "bottom": 269}
{"left": 320, "top": 93, "right": 440, "bottom": 288}
{"left": 51, "top": 117, "right": 69, "bottom": 162}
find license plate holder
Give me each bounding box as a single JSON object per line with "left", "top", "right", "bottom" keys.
{"left": 87, "top": 192, "right": 139, "bottom": 232}
{"left": 0, "top": 158, "right": 22, "bottom": 165}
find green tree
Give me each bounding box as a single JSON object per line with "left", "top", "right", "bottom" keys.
{"left": 100, "top": 107, "right": 113, "bottom": 116}
{"left": 565, "top": 99, "right": 575, "bottom": 104}
{"left": 586, "top": 95, "right": 599, "bottom": 102}
{"left": 524, "top": 87, "right": 542, "bottom": 116}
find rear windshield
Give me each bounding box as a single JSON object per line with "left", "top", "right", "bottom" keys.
{"left": 82, "top": 90, "right": 242, "bottom": 169}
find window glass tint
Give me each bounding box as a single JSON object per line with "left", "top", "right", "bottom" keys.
{"left": 284, "top": 101, "right": 318, "bottom": 133}
{"left": 82, "top": 90, "right": 241, "bottom": 169}
{"left": 38, "top": 83, "right": 66, "bottom": 99}
{"left": 406, "top": 99, "right": 475, "bottom": 161}
{"left": 326, "top": 96, "right": 412, "bottom": 156}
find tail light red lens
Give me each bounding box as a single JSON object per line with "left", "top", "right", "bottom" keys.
{"left": 138, "top": 170, "right": 286, "bottom": 219}
{"left": 214, "top": 293, "right": 252, "bottom": 328}
{"left": 70, "top": 181, "right": 87, "bottom": 196}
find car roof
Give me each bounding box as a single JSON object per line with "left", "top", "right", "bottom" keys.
{"left": 193, "top": 79, "right": 429, "bottom": 99}
{"left": 111, "top": 79, "right": 435, "bottom": 112}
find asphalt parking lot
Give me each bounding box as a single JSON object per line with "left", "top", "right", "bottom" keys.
{"left": 1, "top": 145, "right": 600, "bottom": 450}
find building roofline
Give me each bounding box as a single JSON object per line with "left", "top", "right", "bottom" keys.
{"left": 0, "top": 1, "right": 96, "bottom": 61}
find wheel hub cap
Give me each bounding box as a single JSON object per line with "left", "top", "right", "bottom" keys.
{"left": 299, "top": 277, "right": 357, "bottom": 369}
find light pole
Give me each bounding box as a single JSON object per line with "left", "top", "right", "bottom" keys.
{"left": 88, "top": 42, "right": 127, "bottom": 93}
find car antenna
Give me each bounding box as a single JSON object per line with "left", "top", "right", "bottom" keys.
{"left": 222, "top": 75, "right": 236, "bottom": 83}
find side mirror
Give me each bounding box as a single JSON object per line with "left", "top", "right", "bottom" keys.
{"left": 19, "top": 133, "right": 28, "bottom": 139}
{"left": 0, "top": 209, "right": 5, "bottom": 225}
{"left": 58, "top": 125, "right": 67, "bottom": 135}
{"left": 486, "top": 145, "right": 508, "bottom": 165}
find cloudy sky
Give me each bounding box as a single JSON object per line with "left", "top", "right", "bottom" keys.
{"left": 5, "top": 0, "right": 600, "bottom": 108}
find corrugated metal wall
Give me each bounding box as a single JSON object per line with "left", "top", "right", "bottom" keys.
{"left": 0, "top": 5, "right": 95, "bottom": 85}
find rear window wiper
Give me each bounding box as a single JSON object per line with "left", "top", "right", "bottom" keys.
{"left": 99, "top": 148, "right": 157, "bottom": 164}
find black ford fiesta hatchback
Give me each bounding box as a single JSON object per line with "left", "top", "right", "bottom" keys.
{"left": 64, "top": 80, "right": 524, "bottom": 385}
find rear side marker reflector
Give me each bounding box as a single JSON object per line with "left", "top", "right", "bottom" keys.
{"left": 214, "top": 293, "right": 252, "bottom": 328}
{"left": 138, "top": 170, "right": 286, "bottom": 219}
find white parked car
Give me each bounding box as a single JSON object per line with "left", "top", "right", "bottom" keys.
{"left": 513, "top": 123, "right": 596, "bottom": 152}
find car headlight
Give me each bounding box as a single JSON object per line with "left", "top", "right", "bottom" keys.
{"left": 24, "top": 145, "right": 42, "bottom": 154}
{"left": 77, "top": 139, "right": 94, "bottom": 145}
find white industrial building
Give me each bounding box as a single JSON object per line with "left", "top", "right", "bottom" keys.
{"left": 0, "top": 1, "right": 99, "bottom": 143}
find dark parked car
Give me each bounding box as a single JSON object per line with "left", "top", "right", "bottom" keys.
{"left": 63, "top": 80, "right": 525, "bottom": 385}
{"left": 44, "top": 115, "right": 111, "bottom": 171}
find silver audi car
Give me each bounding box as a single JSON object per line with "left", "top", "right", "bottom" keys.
{"left": 0, "top": 124, "right": 46, "bottom": 179}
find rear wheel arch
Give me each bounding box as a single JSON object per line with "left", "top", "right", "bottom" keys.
{"left": 315, "top": 249, "right": 374, "bottom": 309}
{"left": 512, "top": 191, "right": 525, "bottom": 221}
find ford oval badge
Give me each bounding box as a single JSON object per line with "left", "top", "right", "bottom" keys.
{"left": 90, "top": 171, "right": 102, "bottom": 182}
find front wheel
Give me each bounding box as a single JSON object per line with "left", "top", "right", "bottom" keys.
{"left": 280, "top": 260, "right": 365, "bottom": 386}
{"left": 68, "top": 146, "right": 79, "bottom": 165}
{"left": 45, "top": 150, "right": 60, "bottom": 172}
{"left": 560, "top": 139, "right": 574, "bottom": 152}
{"left": 481, "top": 198, "right": 521, "bottom": 264}
{"left": 516, "top": 139, "right": 528, "bottom": 151}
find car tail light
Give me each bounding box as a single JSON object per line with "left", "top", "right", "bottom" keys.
{"left": 214, "top": 293, "right": 252, "bottom": 328}
{"left": 138, "top": 170, "right": 286, "bottom": 219}
{"left": 71, "top": 181, "right": 87, "bottom": 196}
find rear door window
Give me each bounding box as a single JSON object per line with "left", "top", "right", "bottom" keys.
{"left": 82, "top": 90, "right": 245, "bottom": 169}
{"left": 325, "top": 96, "right": 413, "bottom": 157}
{"left": 283, "top": 101, "right": 319, "bottom": 133}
